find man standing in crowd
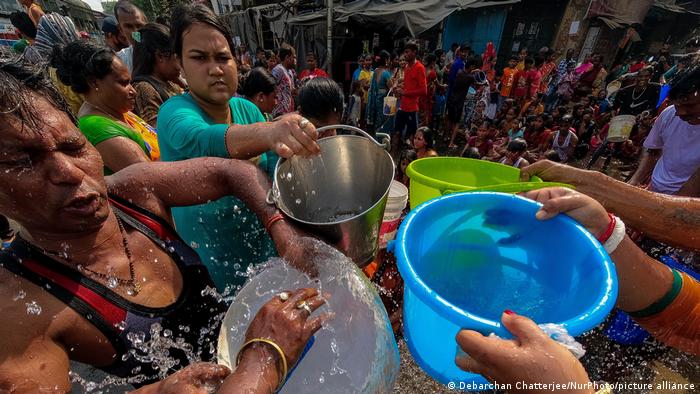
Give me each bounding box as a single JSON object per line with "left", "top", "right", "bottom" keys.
{"left": 446, "top": 43, "right": 466, "bottom": 98}
{"left": 613, "top": 66, "right": 660, "bottom": 116}
{"left": 114, "top": 0, "right": 147, "bottom": 74}
{"left": 300, "top": 51, "right": 328, "bottom": 80}
{"left": 393, "top": 41, "right": 427, "bottom": 152}
{"left": 101, "top": 16, "right": 128, "bottom": 53}
{"left": 546, "top": 48, "right": 576, "bottom": 111}
{"left": 629, "top": 61, "right": 700, "bottom": 194}
{"left": 447, "top": 57, "right": 479, "bottom": 149}
{"left": 272, "top": 44, "right": 298, "bottom": 118}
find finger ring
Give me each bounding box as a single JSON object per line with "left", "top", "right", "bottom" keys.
{"left": 278, "top": 292, "right": 290, "bottom": 301}
{"left": 296, "top": 300, "right": 312, "bottom": 315}
{"left": 299, "top": 118, "right": 310, "bottom": 129}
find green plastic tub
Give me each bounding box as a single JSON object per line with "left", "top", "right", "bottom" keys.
{"left": 406, "top": 158, "right": 571, "bottom": 209}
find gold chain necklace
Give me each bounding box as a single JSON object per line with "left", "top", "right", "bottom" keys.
{"left": 21, "top": 214, "right": 141, "bottom": 296}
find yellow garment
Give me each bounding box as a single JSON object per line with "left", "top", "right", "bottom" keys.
{"left": 122, "top": 111, "right": 161, "bottom": 161}
{"left": 49, "top": 68, "right": 84, "bottom": 116}
{"left": 358, "top": 69, "right": 373, "bottom": 101}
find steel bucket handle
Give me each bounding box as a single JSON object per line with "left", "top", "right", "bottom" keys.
{"left": 316, "top": 124, "right": 391, "bottom": 151}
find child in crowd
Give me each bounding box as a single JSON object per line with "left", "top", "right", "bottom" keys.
{"left": 298, "top": 77, "right": 345, "bottom": 138}
{"left": 396, "top": 149, "right": 417, "bottom": 187}
{"left": 345, "top": 80, "right": 363, "bottom": 127}
{"left": 499, "top": 56, "right": 519, "bottom": 108}
{"left": 546, "top": 114, "right": 578, "bottom": 163}
{"left": 555, "top": 61, "right": 578, "bottom": 106}
{"left": 463, "top": 119, "right": 495, "bottom": 159}
{"left": 499, "top": 138, "right": 530, "bottom": 169}
{"left": 413, "top": 127, "right": 439, "bottom": 159}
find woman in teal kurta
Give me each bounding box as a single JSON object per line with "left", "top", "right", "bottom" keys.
{"left": 366, "top": 50, "right": 393, "bottom": 134}
{"left": 157, "top": 7, "right": 319, "bottom": 291}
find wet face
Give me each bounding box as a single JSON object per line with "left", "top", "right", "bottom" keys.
{"left": 413, "top": 131, "right": 426, "bottom": 150}
{"left": 673, "top": 91, "right": 700, "bottom": 125}
{"left": 92, "top": 57, "right": 135, "bottom": 115}
{"left": 0, "top": 96, "right": 109, "bottom": 235}
{"left": 306, "top": 54, "right": 317, "bottom": 70}
{"left": 116, "top": 9, "right": 147, "bottom": 46}
{"left": 180, "top": 23, "right": 237, "bottom": 106}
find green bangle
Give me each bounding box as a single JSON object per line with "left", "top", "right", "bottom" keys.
{"left": 627, "top": 269, "right": 683, "bottom": 318}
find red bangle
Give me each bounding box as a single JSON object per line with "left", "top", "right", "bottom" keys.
{"left": 265, "top": 213, "right": 285, "bottom": 233}
{"left": 597, "top": 213, "right": 616, "bottom": 243}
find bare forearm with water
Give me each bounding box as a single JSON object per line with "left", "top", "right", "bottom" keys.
{"left": 576, "top": 171, "right": 700, "bottom": 250}
{"left": 219, "top": 347, "right": 280, "bottom": 394}
{"left": 628, "top": 150, "right": 660, "bottom": 186}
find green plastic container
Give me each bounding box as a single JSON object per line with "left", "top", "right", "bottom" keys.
{"left": 406, "top": 158, "right": 571, "bottom": 209}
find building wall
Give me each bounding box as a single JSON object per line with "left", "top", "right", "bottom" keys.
{"left": 442, "top": 6, "right": 508, "bottom": 56}
{"left": 550, "top": 0, "right": 591, "bottom": 57}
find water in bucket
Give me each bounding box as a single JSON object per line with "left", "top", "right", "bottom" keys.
{"left": 395, "top": 193, "right": 617, "bottom": 386}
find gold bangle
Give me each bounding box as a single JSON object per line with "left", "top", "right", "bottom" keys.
{"left": 235, "top": 338, "right": 289, "bottom": 392}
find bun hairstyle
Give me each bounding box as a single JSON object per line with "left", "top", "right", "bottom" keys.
{"left": 51, "top": 41, "right": 114, "bottom": 94}
{"left": 239, "top": 67, "right": 276, "bottom": 98}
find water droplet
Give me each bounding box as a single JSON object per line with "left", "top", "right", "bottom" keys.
{"left": 286, "top": 172, "right": 293, "bottom": 181}
{"left": 233, "top": 205, "right": 241, "bottom": 214}
{"left": 295, "top": 198, "right": 302, "bottom": 205}
{"left": 25, "top": 301, "right": 42, "bottom": 315}
{"left": 13, "top": 290, "right": 26, "bottom": 301}
{"left": 114, "top": 320, "right": 127, "bottom": 330}
{"left": 106, "top": 277, "right": 118, "bottom": 289}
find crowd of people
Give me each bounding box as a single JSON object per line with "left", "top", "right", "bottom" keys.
{"left": 1, "top": 0, "right": 700, "bottom": 392}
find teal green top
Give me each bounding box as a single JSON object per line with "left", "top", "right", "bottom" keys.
{"left": 157, "top": 93, "right": 278, "bottom": 291}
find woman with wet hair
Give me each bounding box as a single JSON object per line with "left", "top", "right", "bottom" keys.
{"left": 52, "top": 40, "right": 159, "bottom": 175}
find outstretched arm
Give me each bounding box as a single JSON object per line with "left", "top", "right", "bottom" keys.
{"left": 522, "top": 161, "right": 700, "bottom": 251}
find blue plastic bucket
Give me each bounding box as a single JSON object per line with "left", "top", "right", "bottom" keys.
{"left": 393, "top": 192, "right": 618, "bottom": 386}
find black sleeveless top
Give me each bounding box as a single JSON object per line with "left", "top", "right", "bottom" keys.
{"left": 0, "top": 195, "right": 228, "bottom": 385}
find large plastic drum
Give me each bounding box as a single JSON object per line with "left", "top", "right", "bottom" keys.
{"left": 393, "top": 192, "right": 618, "bottom": 387}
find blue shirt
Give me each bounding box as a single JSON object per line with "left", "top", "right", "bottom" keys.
{"left": 157, "top": 93, "right": 277, "bottom": 291}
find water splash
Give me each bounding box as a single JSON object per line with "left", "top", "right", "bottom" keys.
{"left": 12, "top": 289, "right": 26, "bottom": 301}
{"left": 25, "top": 300, "right": 41, "bottom": 315}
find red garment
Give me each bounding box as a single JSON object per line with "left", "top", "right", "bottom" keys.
{"left": 526, "top": 68, "right": 542, "bottom": 98}
{"left": 468, "top": 136, "right": 493, "bottom": 157}
{"left": 513, "top": 70, "right": 529, "bottom": 99}
{"left": 400, "top": 60, "right": 427, "bottom": 112}
{"left": 538, "top": 62, "right": 556, "bottom": 94}
{"left": 629, "top": 61, "right": 646, "bottom": 73}
{"left": 421, "top": 68, "right": 438, "bottom": 124}
{"left": 299, "top": 67, "right": 329, "bottom": 79}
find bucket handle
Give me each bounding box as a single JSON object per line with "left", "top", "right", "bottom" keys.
{"left": 266, "top": 186, "right": 280, "bottom": 205}
{"left": 439, "top": 181, "right": 574, "bottom": 196}
{"left": 316, "top": 124, "right": 391, "bottom": 150}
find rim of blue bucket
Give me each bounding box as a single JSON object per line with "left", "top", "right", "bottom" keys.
{"left": 395, "top": 192, "right": 618, "bottom": 337}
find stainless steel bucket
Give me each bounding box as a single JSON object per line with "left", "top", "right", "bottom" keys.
{"left": 269, "top": 125, "right": 394, "bottom": 267}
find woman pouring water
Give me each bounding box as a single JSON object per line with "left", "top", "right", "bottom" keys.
{"left": 157, "top": 4, "right": 320, "bottom": 292}
{"left": 455, "top": 187, "right": 700, "bottom": 391}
